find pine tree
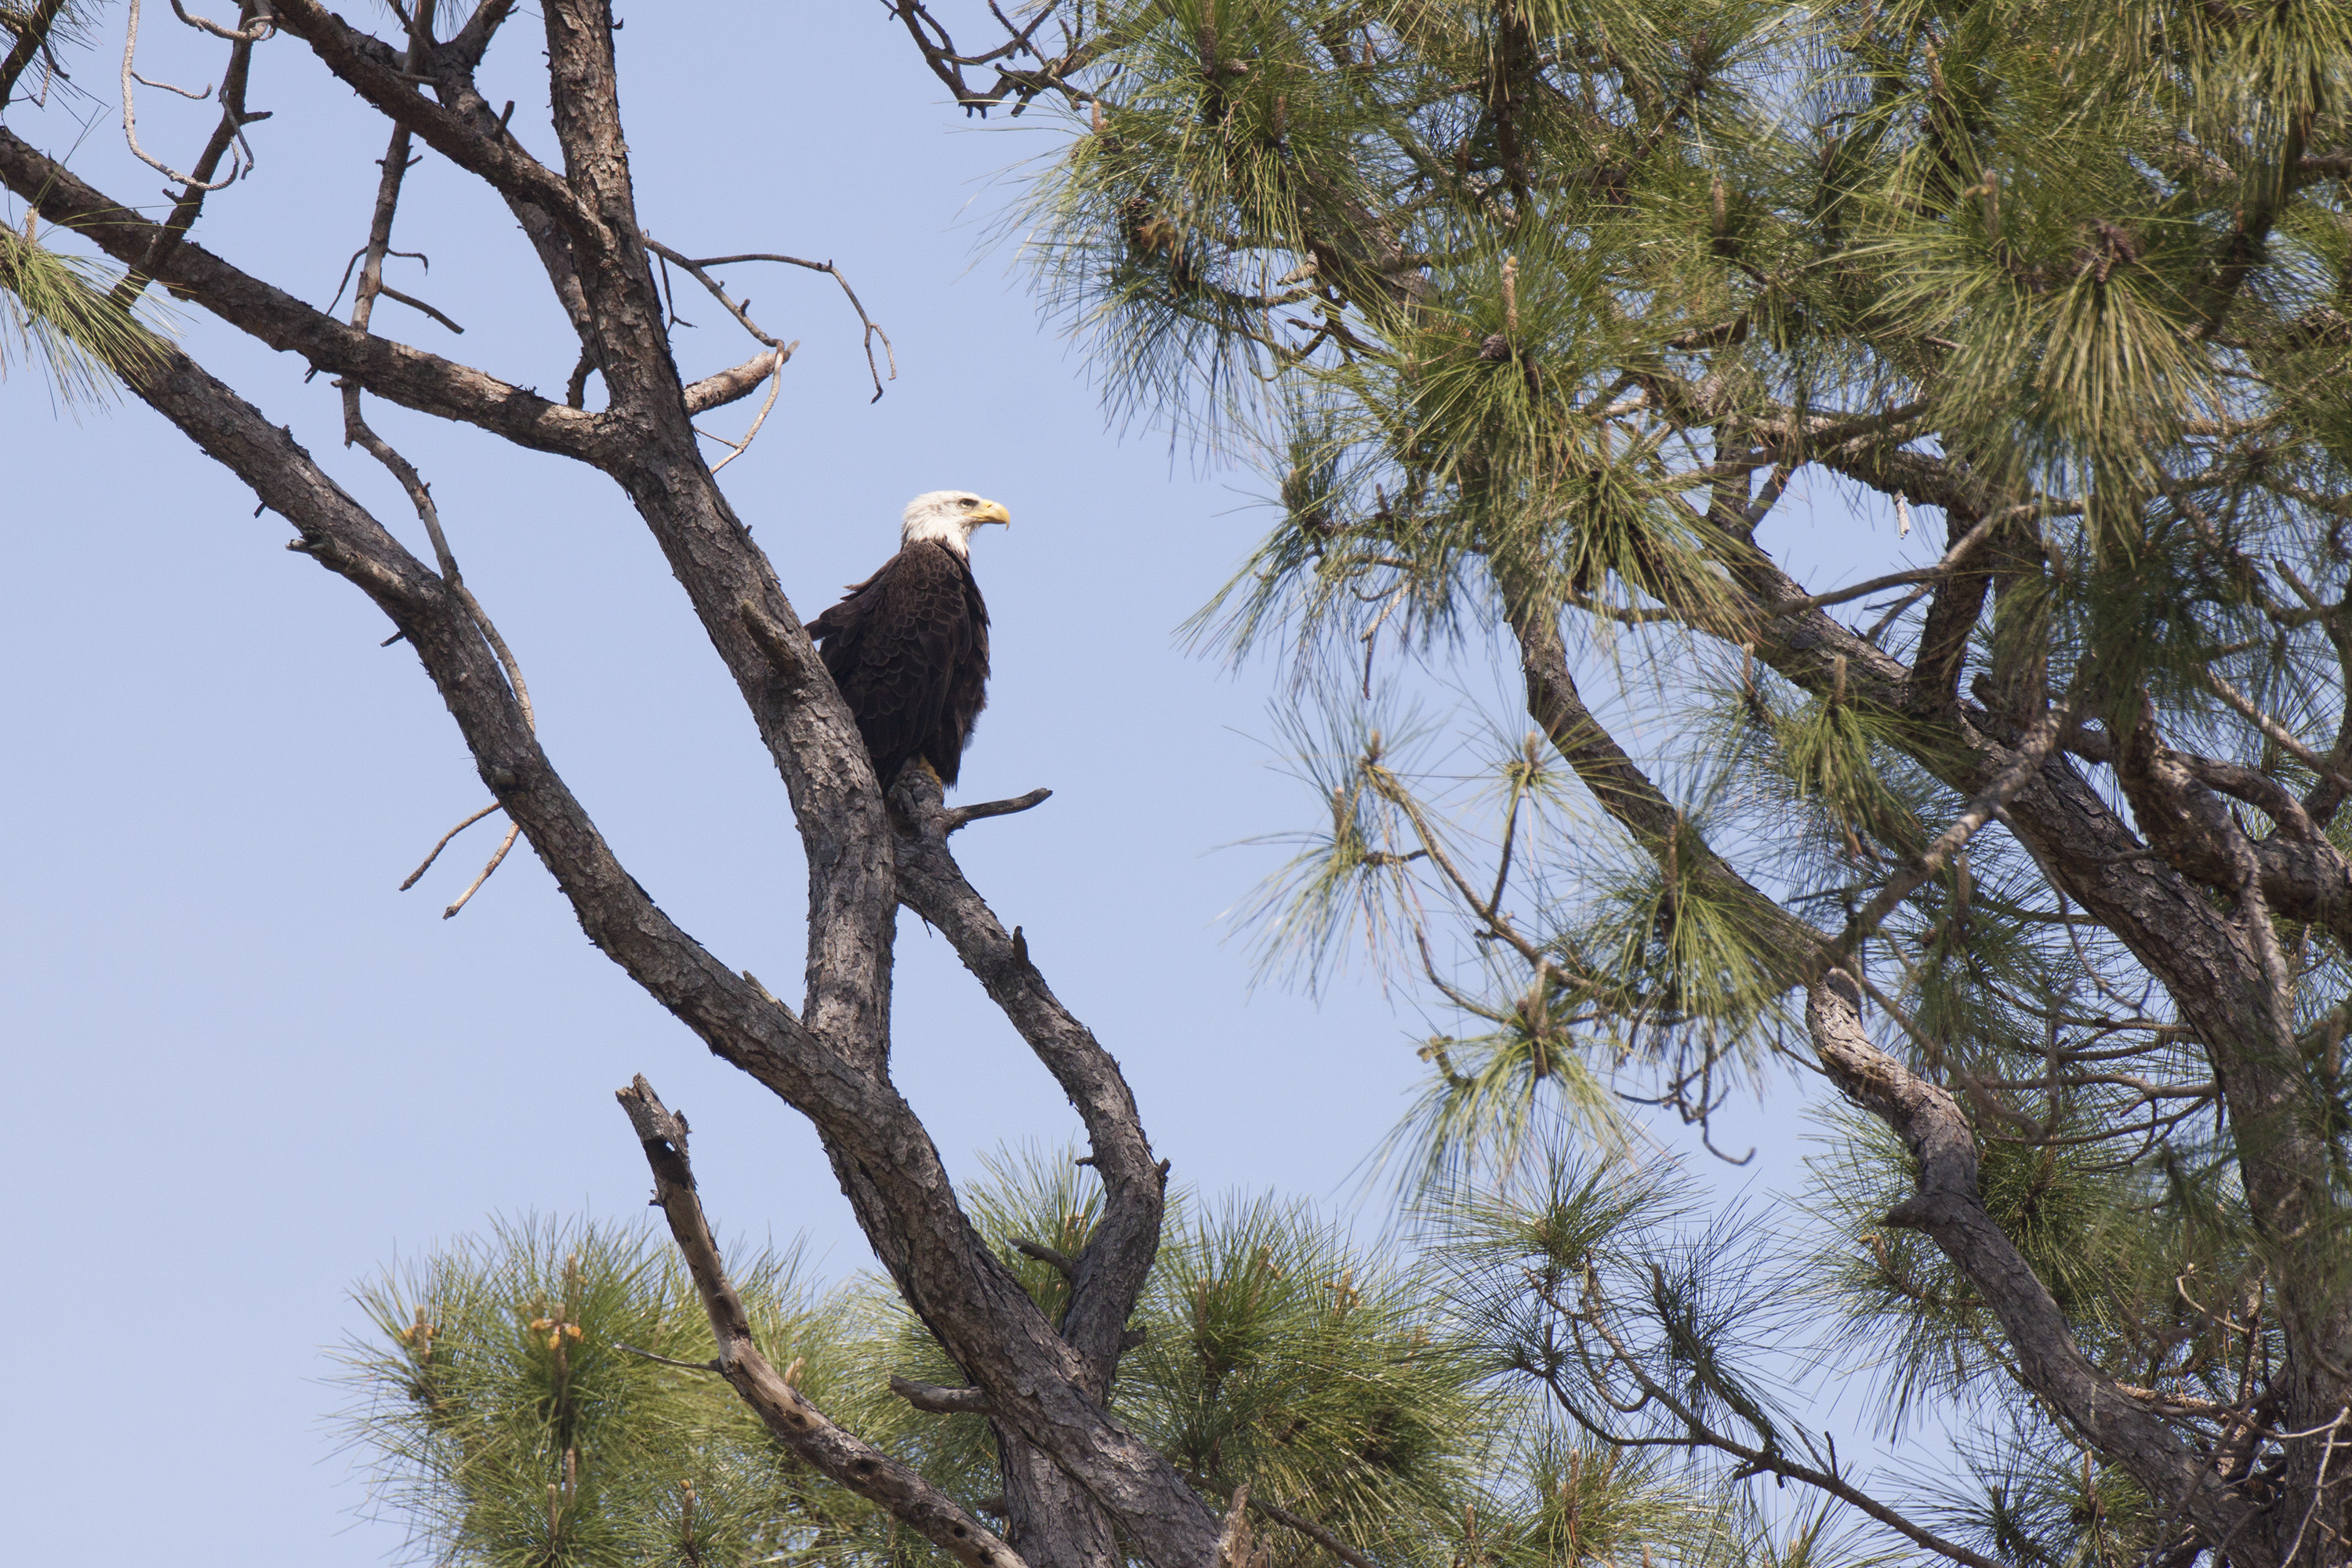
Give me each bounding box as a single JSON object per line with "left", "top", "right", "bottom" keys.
{"left": 9, "top": 2, "right": 2351, "bottom": 1564}
{"left": 891, "top": 2, "right": 2352, "bottom": 1563}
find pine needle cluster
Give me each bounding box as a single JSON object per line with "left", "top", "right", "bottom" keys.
{"left": 339, "top": 1152, "right": 1907, "bottom": 1568}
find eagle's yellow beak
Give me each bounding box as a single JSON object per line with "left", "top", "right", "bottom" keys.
{"left": 972, "top": 499, "right": 1012, "bottom": 528}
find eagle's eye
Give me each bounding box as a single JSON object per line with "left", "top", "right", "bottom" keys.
{"left": 959, "top": 497, "right": 978, "bottom": 507}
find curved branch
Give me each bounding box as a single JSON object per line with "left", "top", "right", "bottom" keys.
{"left": 121, "top": 0, "right": 241, "bottom": 190}
{"left": 1806, "top": 971, "right": 2259, "bottom": 1560}
{"left": 893, "top": 771, "right": 1170, "bottom": 1400}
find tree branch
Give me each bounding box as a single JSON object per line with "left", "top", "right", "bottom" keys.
{"left": 891, "top": 1373, "right": 996, "bottom": 1414}
{"left": 617, "top": 1076, "right": 1026, "bottom": 1568}
{"left": 0, "top": 127, "right": 609, "bottom": 461}
{"left": 684, "top": 347, "right": 793, "bottom": 414}
{"left": 947, "top": 787, "right": 1054, "bottom": 833}
{"left": 268, "top": 0, "right": 594, "bottom": 241}
{"left": 893, "top": 770, "right": 1171, "bottom": 1401}
{"left": 1806, "top": 971, "right": 2259, "bottom": 1560}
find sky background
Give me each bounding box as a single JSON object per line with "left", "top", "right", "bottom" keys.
{"left": 3, "top": 6, "right": 1940, "bottom": 1563}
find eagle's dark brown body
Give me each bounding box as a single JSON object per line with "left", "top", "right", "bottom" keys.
{"left": 808, "top": 538, "right": 991, "bottom": 789}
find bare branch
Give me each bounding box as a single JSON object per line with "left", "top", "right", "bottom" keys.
{"left": 613, "top": 1341, "right": 720, "bottom": 1374}
{"left": 398, "top": 800, "right": 501, "bottom": 890}
{"left": 1011, "top": 1237, "right": 1076, "bottom": 1277}
{"left": 0, "top": 128, "right": 609, "bottom": 459}
{"left": 121, "top": 0, "right": 241, "bottom": 191}
{"left": 893, "top": 769, "right": 1171, "bottom": 1399}
{"left": 684, "top": 347, "right": 791, "bottom": 414}
{"left": 642, "top": 237, "right": 788, "bottom": 350}
{"left": 169, "top": 0, "right": 278, "bottom": 43}
{"left": 441, "top": 821, "right": 520, "bottom": 918}
{"left": 946, "top": 787, "right": 1054, "bottom": 833}
{"left": 617, "top": 1076, "right": 1027, "bottom": 1568}
{"left": 701, "top": 347, "right": 786, "bottom": 474}
{"left": 660, "top": 247, "right": 896, "bottom": 401}
{"left": 376, "top": 284, "right": 463, "bottom": 334}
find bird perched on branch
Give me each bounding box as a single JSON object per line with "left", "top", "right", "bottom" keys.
{"left": 808, "top": 489, "right": 1011, "bottom": 791}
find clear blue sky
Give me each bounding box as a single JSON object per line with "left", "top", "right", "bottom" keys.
{"left": 1, "top": 7, "right": 1931, "bottom": 1563}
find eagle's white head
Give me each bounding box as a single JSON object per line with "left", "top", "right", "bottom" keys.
{"left": 902, "top": 490, "right": 1011, "bottom": 556}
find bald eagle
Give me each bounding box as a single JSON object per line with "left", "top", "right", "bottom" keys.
{"left": 808, "top": 490, "right": 1011, "bottom": 790}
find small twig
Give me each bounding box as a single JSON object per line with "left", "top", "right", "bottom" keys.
{"left": 1762, "top": 501, "right": 2050, "bottom": 620}
{"left": 1011, "top": 1236, "right": 1076, "bottom": 1276}
{"left": 376, "top": 284, "right": 463, "bottom": 334}
{"left": 1861, "top": 583, "right": 1933, "bottom": 645}
{"left": 333, "top": 95, "right": 541, "bottom": 924}
{"left": 2203, "top": 671, "right": 2352, "bottom": 796}
{"left": 888, "top": 1374, "right": 994, "bottom": 1414}
{"left": 944, "top": 787, "right": 1053, "bottom": 833}
{"left": 131, "top": 68, "right": 213, "bottom": 99}
{"left": 122, "top": 0, "right": 241, "bottom": 191}
{"left": 443, "top": 821, "right": 521, "bottom": 919}
{"left": 1246, "top": 1494, "right": 1379, "bottom": 1568}
{"left": 702, "top": 342, "right": 790, "bottom": 474}
{"left": 643, "top": 238, "right": 785, "bottom": 347}
{"left": 328, "top": 245, "right": 430, "bottom": 314}
{"left": 615, "top": 1341, "right": 720, "bottom": 1374}
{"left": 399, "top": 800, "right": 501, "bottom": 890}
{"left": 1359, "top": 584, "right": 1406, "bottom": 699}
{"left": 1839, "top": 700, "right": 2071, "bottom": 951}
{"left": 168, "top": 0, "right": 276, "bottom": 42}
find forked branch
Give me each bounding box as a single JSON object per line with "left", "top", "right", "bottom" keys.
{"left": 645, "top": 238, "right": 894, "bottom": 403}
